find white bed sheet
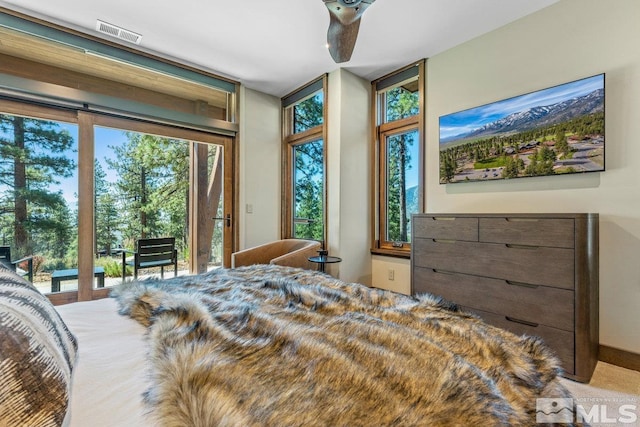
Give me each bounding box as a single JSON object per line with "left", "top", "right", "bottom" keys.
{"left": 55, "top": 297, "right": 154, "bottom": 427}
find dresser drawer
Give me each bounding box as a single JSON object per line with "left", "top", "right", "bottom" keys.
{"left": 479, "top": 217, "right": 575, "bottom": 248}
{"left": 463, "top": 307, "right": 575, "bottom": 375}
{"left": 411, "top": 213, "right": 598, "bottom": 382}
{"left": 413, "top": 239, "right": 575, "bottom": 289}
{"left": 413, "top": 216, "right": 478, "bottom": 241}
{"left": 413, "top": 267, "right": 574, "bottom": 331}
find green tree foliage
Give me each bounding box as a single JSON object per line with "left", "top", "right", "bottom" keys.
{"left": 439, "top": 151, "right": 456, "bottom": 183}
{"left": 0, "top": 114, "right": 76, "bottom": 258}
{"left": 106, "top": 133, "right": 189, "bottom": 252}
{"left": 524, "top": 146, "right": 555, "bottom": 176}
{"left": 440, "top": 112, "right": 604, "bottom": 182}
{"left": 386, "top": 132, "right": 414, "bottom": 242}
{"left": 294, "top": 140, "right": 324, "bottom": 240}
{"left": 554, "top": 128, "right": 570, "bottom": 155}
{"left": 32, "top": 195, "right": 74, "bottom": 260}
{"left": 294, "top": 93, "right": 323, "bottom": 133}
{"left": 385, "top": 86, "right": 419, "bottom": 242}
{"left": 99, "top": 133, "right": 221, "bottom": 271}
{"left": 502, "top": 156, "right": 524, "bottom": 179}
{"left": 291, "top": 91, "right": 325, "bottom": 241}
{"left": 94, "top": 161, "right": 120, "bottom": 256}
{"left": 0, "top": 114, "right": 226, "bottom": 274}
{"left": 385, "top": 86, "right": 419, "bottom": 121}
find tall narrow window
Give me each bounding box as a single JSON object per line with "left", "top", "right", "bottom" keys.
{"left": 293, "top": 139, "right": 324, "bottom": 240}
{"left": 282, "top": 77, "right": 327, "bottom": 244}
{"left": 384, "top": 128, "right": 419, "bottom": 243}
{"left": 372, "top": 62, "right": 424, "bottom": 254}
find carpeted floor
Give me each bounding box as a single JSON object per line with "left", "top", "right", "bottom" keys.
{"left": 560, "top": 362, "right": 639, "bottom": 425}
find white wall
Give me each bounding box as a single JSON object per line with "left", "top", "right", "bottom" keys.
{"left": 327, "top": 69, "right": 372, "bottom": 284}
{"left": 423, "top": 0, "right": 640, "bottom": 354}
{"left": 371, "top": 255, "right": 410, "bottom": 294}
{"left": 238, "top": 87, "right": 281, "bottom": 250}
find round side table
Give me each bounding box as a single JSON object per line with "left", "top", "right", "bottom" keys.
{"left": 308, "top": 252, "right": 342, "bottom": 273}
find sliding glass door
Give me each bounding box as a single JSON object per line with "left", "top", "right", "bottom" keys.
{"left": 190, "top": 141, "right": 230, "bottom": 273}
{"left": 0, "top": 104, "right": 79, "bottom": 295}
{"left": 92, "top": 116, "right": 233, "bottom": 289}
{"left": 0, "top": 100, "right": 234, "bottom": 302}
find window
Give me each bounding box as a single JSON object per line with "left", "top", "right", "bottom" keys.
{"left": 0, "top": 107, "right": 78, "bottom": 293}
{"left": 383, "top": 127, "right": 419, "bottom": 243}
{"left": 0, "top": 13, "right": 238, "bottom": 303}
{"left": 92, "top": 119, "right": 232, "bottom": 282}
{"left": 282, "top": 77, "right": 327, "bottom": 244}
{"left": 0, "top": 102, "right": 234, "bottom": 302}
{"left": 293, "top": 92, "right": 324, "bottom": 133}
{"left": 372, "top": 62, "right": 424, "bottom": 255}
{"left": 292, "top": 139, "right": 324, "bottom": 240}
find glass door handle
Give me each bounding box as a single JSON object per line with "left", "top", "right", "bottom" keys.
{"left": 212, "top": 214, "right": 231, "bottom": 227}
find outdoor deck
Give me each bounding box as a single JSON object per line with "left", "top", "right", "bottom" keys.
{"left": 32, "top": 266, "right": 196, "bottom": 295}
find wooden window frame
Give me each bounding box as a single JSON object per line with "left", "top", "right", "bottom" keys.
{"left": 371, "top": 62, "right": 425, "bottom": 257}
{"left": 378, "top": 119, "right": 420, "bottom": 252}
{"left": 281, "top": 76, "right": 328, "bottom": 245}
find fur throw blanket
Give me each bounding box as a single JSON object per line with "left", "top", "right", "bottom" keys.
{"left": 112, "top": 265, "right": 574, "bottom": 427}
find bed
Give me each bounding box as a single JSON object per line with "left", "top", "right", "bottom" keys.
{"left": 0, "top": 263, "right": 578, "bottom": 426}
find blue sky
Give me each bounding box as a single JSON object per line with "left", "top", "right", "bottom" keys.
{"left": 439, "top": 74, "right": 604, "bottom": 142}
{"left": 52, "top": 125, "right": 127, "bottom": 206}
{"left": 405, "top": 132, "right": 419, "bottom": 188}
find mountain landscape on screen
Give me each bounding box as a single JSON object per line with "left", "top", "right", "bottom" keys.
{"left": 441, "top": 89, "right": 604, "bottom": 144}
{"left": 439, "top": 74, "right": 605, "bottom": 184}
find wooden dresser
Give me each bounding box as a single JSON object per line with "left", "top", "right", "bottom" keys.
{"left": 411, "top": 213, "right": 599, "bottom": 382}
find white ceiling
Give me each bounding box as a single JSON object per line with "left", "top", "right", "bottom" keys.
{"left": 0, "top": 0, "right": 559, "bottom": 97}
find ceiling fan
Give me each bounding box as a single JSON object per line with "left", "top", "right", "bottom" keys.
{"left": 322, "top": 0, "right": 376, "bottom": 63}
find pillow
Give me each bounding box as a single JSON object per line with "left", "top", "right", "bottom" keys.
{"left": 0, "top": 264, "right": 78, "bottom": 426}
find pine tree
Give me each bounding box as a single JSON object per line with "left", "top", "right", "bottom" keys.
{"left": 94, "top": 161, "right": 120, "bottom": 256}
{"left": 555, "top": 129, "right": 569, "bottom": 155}
{"left": 384, "top": 87, "right": 418, "bottom": 242}
{"left": 0, "top": 114, "right": 76, "bottom": 258}
{"left": 291, "top": 94, "right": 325, "bottom": 241}
{"left": 106, "top": 132, "right": 188, "bottom": 251}
{"left": 294, "top": 140, "right": 324, "bottom": 240}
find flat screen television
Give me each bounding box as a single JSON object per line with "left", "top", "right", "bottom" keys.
{"left": 439, "top": 74, "right": 605, "bottom": 184}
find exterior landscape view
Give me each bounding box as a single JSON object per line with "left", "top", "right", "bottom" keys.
{"left": 439, "top": 74, "right": 605, "bottom": 184}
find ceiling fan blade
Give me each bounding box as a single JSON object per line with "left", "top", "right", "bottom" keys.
{"left": 327, "top": 13, "right": 361, "bottom": 63}
{"left": 323, "top": 0, "right": 375, "bottom": 63}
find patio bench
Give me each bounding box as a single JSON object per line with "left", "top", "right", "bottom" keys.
{"left": 51, "top": 267, "right": 105, "bottom": 292}
{"left": 122, "top": 237, "right": 177, "bottom": 281}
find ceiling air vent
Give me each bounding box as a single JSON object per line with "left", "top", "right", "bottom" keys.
{"left": 95, "top": 20, "right": 142, "bottom": 45}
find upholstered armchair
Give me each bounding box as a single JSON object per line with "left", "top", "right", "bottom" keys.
{"left": 231, "top": 239, "right": 322, "bottom": 270}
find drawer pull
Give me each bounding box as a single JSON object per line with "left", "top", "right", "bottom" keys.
{"left": 505, "top": 244, "right": 538, "bottom": 250}
{"left": 505, "top": 316, "right": 539, "bottom": 328}
{"left": 432, "top": 239, "right": 456, "bottom": 244}
{"left": 432, "top": 217, "right": 455, "bottom": 221}
{"left": 432, "top": 269, "right": 455, "bottom": 275}
{"left": 505, "top": 280, "right": 539, "bottom": 289}
{"left": 504, "top": 218, "right": 538, "bottom": 222}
